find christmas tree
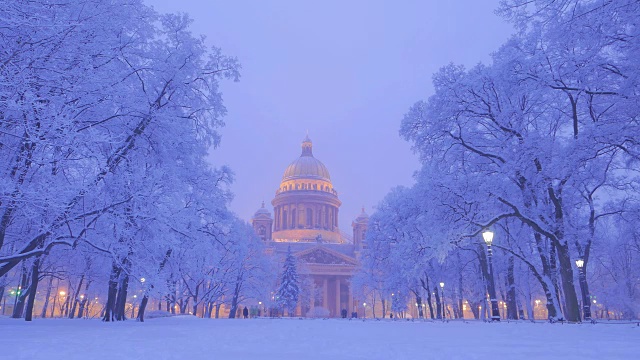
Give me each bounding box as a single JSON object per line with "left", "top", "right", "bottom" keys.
{"left": 277, "top": 246, "right": 300, "bottom": 316}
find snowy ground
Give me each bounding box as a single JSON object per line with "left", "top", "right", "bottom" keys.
{"left": 1, "top": 316, "right": 638, "bottom": 360}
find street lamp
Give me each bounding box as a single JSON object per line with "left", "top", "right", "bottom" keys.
{"left": 363, "top": 302, "right": 367, "bottom": 319}
{"left": 575, "top": 258, "right": 591, "bottom": 321}
{"left": 439, "top": 282, "right": 445, "bottom": 320}
{"left": 482, "top": 229, "right": 501, "bottom": 322}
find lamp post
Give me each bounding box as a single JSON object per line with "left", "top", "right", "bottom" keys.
{"left": 482, "top": 230, "right": 501, "bottom": 322}
{"left": 439, "top": 282, "right": 445, "bottom": 320}
{"left": 363, "top": 302, "right": 367, "bottom": 319}
{"left": 575, "top": 259, "right": 591, "bottom": 321}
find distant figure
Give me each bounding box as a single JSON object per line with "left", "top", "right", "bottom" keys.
{"left": 390, "top": 313, "right": 394, "bottom": 319}
{"left": 351, "top": 311, "right": 357, "bottom": 319}
{"left": 341, "top": 309, "right": 347, "bottom": 318}
{"left": 243, "top": 306, "right": 249, "bottom": 319}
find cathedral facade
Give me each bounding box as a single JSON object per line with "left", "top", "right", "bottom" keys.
{"left": 252, "top": 136, "right": 368, "bottom": 318}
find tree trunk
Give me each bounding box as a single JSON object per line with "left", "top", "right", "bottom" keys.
{"left": 421, "top": 274, "right": 435, "bottom": 319}
{"left": 179, "top": 298, "right": 189, "bottom": 314}
{"left": 451, "top": 293, "right": 461, "bottom": 319}
{"left": 69, "top": 274, "right": 85, "bottom": 319}
{"left": 533, "top": 233, "right": 561, "bottom": 320}
{"left": 137, "top": 295, "right": 149, "bottom": 322}
{"left": 25, "top": 257, "right": 41, "bottom": 321}
{"left": 191, "top": 283, "right": 200, "bottom": 316}
{"left": 63, "top": 290, "right": 71, "bottom": 317}
{"left": 457, "top": 270, "right": 464, "bottom": 319}
{"left": 215, "top": 303, "right": 221, "bottom": 318}
{"left": 203, "top": 302, "right": 210, "bottom": 318}
{"left": 506, "top": 256, "right": 518, "bottom": 320}
{"left": 102, "top": 264, "right": 121, "bottom": 322}
{"left": 77, "top": 298, "right": 88, "bottom": 319}
{"left": 469, "top": 300, "right": 480, "bottom": 319}
{"left": 207, "top": 302, "right": 214, "bottom": 318}
{"left": 78, "top": 280, "right": 92, "bottom": 318}
{"left": 50, "top": 280, "right": 60, "bottom": 318}
{"left": 555, "top": 242, "right": 581, "bottom": 322}
{"left": 114, "top": 274, "right": 130, "bottom": 321}
{"left": 12, "top": 263, "right": 30, "bottom": 318}
{"left": 40, "top": 276, "right": 54, "bottom": 318}
{"left": 433, "top": 285, "right": 442, "bottom": 319}
{"left": 228, "top": 279, "right": 242, "bottom": 319}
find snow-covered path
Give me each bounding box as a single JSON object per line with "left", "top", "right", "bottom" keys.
{"left": 1, "top": 316, "right": 638, "bottom": 360}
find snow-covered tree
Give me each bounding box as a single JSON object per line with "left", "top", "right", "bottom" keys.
{"left": 0, "top": 0, "right": 244, "bottom": 322}
{"left": 276, "top": 247, "right": 300, "bottom": 317}
{"left": 358, "top": 0, "right": 640, "bottom": 323}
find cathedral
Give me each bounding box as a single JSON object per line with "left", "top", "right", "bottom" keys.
{"left": 252, "top": 135, "right": 369, "bottom": 318}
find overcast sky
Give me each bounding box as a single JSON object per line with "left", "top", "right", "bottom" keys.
{"left": 145, "top": 0, "right": 514, "bottom": 229}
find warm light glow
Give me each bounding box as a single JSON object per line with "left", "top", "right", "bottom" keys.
{"left": 482, "top": 230, "right": 494, "bottom": 245}
{"left": 133, "top": 295, "right": 137, "bottom": 298}
{"left": 439, "top": 282, "right": 444, "bottom": 288}
{"left": 140, "top": 277, "right": 146, "bottom": 283}
{"left": 575, "top": 259, "right": 584, "bottom": 268}
{"left": 535, "top": 300, "right": 541, "bottom": 306}
{"left": 258, "top": 301, "right": 262, "bottom": 305}
{"left": 79, "top": 295, "right": 84, "bottom": 299}
{"left": 592, "top": 299, "right": 597, "bottom": 304}
{"left": 363, "top": 302, "right": 366, "bottom": 307}
{"left": 59, "top": 291, "right": 66, "bottom": 296}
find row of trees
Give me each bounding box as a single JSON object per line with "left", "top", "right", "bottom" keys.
{"left": 356, "top": 0, "right": 640, "bottom": 322}
{"left": 0, "top": 0, "right": 272, "bottom": 322}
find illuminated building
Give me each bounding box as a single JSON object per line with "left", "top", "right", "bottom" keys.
{"left": 252, "top": 135, "right": 368, "bottom": 317}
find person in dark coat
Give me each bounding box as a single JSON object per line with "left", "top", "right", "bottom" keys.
{"left": 243, "top": 306, "right": 249, "bottom": 319}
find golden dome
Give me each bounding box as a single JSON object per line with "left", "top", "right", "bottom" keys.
{"left": 282, "top": 136, "right": 331, "bottom": 183}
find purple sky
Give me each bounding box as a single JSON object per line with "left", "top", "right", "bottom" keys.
{"left": 145, "top": 0, "right": 514, "bottom": 229}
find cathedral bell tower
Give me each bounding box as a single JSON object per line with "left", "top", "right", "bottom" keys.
{"left": 252, "top": 201, "right": 273, "bottom": 241}
{"left": 352, "top": 208, "right": 369, "bottom": 250}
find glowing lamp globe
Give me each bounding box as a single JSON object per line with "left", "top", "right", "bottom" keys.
{"left": 482, "top": 230, "right": 494, "bottom": 246}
